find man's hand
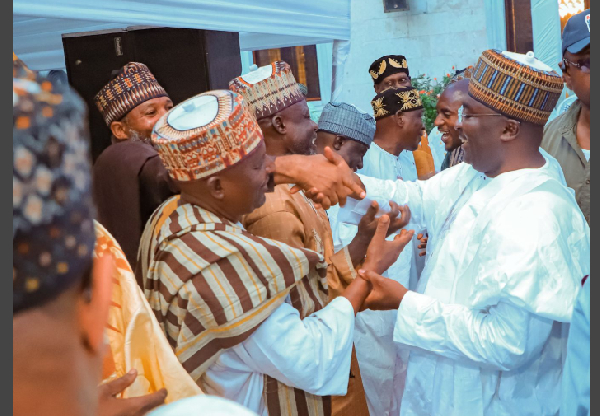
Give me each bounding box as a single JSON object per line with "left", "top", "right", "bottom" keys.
{"left": 98, "top": 370, "right": 167, "bottom": 416}
{"left": 273, "top": 147, "right": 365, "bottom": 210}
{"left": 357, "top": 201, "right": 411, "bottom": 240}
{"left": 417, "top": 233, "right": 428, "bottom": 257}
{"left": 362, "top": 215, "right": 415, "bottom": 275}
{"left": 357, "top": 270, "right": 408, "bottom": 311}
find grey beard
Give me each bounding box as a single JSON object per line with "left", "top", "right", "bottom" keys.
{"left": 129, "top": 130, "right": 152, "bottom": 144}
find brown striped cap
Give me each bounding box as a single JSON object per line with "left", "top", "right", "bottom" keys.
{"left": 468, "top": 50, "right": 564, "bottom": 125}
{"left": 94, "top": 62, "right": 168, "bottom": 126}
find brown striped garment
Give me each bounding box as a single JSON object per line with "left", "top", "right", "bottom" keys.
{"left": 137, "top": 196, "right": 332, "bottom": 416}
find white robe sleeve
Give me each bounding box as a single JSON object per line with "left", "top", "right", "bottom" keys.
{"left": 225, "top": 296, "right": 355, "bottom": 396}
{"left": 393, "top": 292, "right": 554, "bottom": 372}
{"left": 340, "top": 165, "right": 472, "bottom": 229}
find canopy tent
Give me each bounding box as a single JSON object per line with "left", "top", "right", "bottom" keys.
{"left": 13, "top": 0, "right": 351, "bottom": 70}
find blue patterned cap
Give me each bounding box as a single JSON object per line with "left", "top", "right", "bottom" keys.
{"left": 13, "top": 67, "right": 96, "bottom": 313}
{"left": 317, "top": 102, "right": 375, "bottom": 146}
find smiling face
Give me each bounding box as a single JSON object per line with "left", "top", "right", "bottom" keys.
{"left": 221, "top": 140, "right": 273, "bottom": 215}
{"left": 375, "top": 73, "right": 412, "bottom": 93}
{"left": 279, "top": 100, "right": 318, "bottom": 155}
{"left": 435, "top": 80, "right": 468, "bottom": 151}
{"left": 315, "top": 130, "right": 369, "bottom": 172}
{"left": 455, "top": 96, "right": 508, "bottom": 175}
{"left": 111, "top": 96, "right": 174, "bottom": 142}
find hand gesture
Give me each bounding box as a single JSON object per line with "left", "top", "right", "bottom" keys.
{"left": 357, "top": 270, "right": 408, "bottom": 311}
{"left": 289, "top": 147, "right": 365, "bottom": 209}
{"left": 362, "top": 215, "right": 415, "bottom": 275}
{"left": 98, "top": 370, "right": 168, "bottom": 416}
{"left": 357, "top": 201, "right": 412, "bottom": 242}
{"left": 417, "top": 233, "right": 428, "bottom": 257}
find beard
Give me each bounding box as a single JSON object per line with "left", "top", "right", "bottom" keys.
{"left": 128, "top": 129, "right": 152, "bottom": 144}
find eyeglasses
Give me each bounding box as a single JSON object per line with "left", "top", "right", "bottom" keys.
{"left": 457, "top": 105, "right": 506, "bottom": 123}
{"left": 561, "top": 57, "right": 591, "bottom": 74}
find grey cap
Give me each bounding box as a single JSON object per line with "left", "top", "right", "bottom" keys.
{"left": 317, "top": 102, "right": 376, "bottom": 146}
{"left": 562, "top": 9, "right": 590, "bottom": 56}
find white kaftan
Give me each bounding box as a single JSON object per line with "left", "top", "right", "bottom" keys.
{"left": 330, "top": 142, "right": 419, "bottom": 416}
{"left": 201, "top": 296, "right": 355, "bottom": 416}
{"left": 344, "top": 151, "right": 590, "bottom": 416}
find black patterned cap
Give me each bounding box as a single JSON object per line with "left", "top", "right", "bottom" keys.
{"left": 14, "top": 67, "right": 96, "bottom": 313}
{"left": 369, "top": 55, "right": 410, "bottom": 84}
{"left": 371, "top": 87, "right": 423, "bottom": 121}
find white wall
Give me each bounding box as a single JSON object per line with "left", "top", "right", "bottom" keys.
{"left": 336, "top": 0, "right": 489, "bottom": 113}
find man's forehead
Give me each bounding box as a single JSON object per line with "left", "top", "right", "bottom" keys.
{"left": 135, "top": 96, "right": 172, "bottom": 109}
{"left": 384, "top": 73, "right": 409, "bottom": 80}
{"left": 565, "top": 47, "right": 590, "bottom": 59}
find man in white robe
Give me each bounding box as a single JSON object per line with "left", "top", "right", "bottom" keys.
{"left": 343, "top": 50, "right": 591, "bottom": 416}
{"left": 332, "top": 87, "right": 426, "bottom": 415}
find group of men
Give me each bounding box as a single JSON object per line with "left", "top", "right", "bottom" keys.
{"left": 14, "top": 8, "right": 590, "bottom": 416}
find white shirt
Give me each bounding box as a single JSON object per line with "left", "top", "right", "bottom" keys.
{"left": 330, "top": 142, "right": 418, "bottom": 416}
{"left": 581, "top": 147, "right": 590, "bottom": 162}
{"left": 201, "top": 297, "right": 355, "bottom": 416}
{"left": 344, "top": 151, "right": 590, "bottom": 416}
{"left": 561, "top": 277, "right": 590, "bottom": 416}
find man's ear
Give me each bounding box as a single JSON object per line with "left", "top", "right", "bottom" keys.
{"left": 78, "top": 254, "right": 113, "bottom": 354}
{"left": 206, "top": 176, "right": 225, "bottom": 200}
{"left": 394, "top": 111, "right": 405, "bottom": 128}
{"left": 110, "top": 120, "right": 129, "bottom": 141}
{"left": 333, "top": 135, "right": 346, "bottom": 151}
{"left": 500, "top": 119, "right": 521, "bottom": 142}
{"left": 271, "top": 114, "right": 286, "bottom": 135}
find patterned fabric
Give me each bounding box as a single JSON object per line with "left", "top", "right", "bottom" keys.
{"left": 369, "top": 55, "right": 409, "bottom": 84}
{"left": 469, "top": 50, "right": 564, "bottom": 126}
{"left": 229, "top": 61, "right": 304, "bottom": 120}
{"left": 13, "top": 66, "right": 95, "bottom": 313}
{"left": 152, "top": 90, "right": 263, "bottom": 182}
{"left": 242, "top": 184, "right": 369, "bottom": 415}
{"left": 440, "top": 146, "right": 465, "bottom": 171}
{"left": 371, "top": 87, "right": 423, "bottom": 121}
{"left": 317, "top": 102, "right": 376, "bottom": 147}
{"left": 138, "top": 196, "right": 331, "bottom": 416}
{"left": 94, "top": 62, "right": 168, "bottom": 126}
{"left": 298, "top": 83, "right": 309, "bottom": 97}
{"left": 95, "top": 221, "right": 203, "bottom": 403}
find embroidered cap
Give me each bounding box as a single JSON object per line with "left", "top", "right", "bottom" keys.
{"left": 318, "top": 102, "right": 375, "bottom": 146}
{"left": 94, "top": 62, "right": 168, "bottom": 126}
{"left": 152, "top": 90, "right": 263, "bottom": 182}
{"left": 229, "top": 61, "right": 304, "bottom": 120}
{"left": 369, "top": 55, "right": 410, "bottom": 84}
{"left": 469, "top": 50, "right": 564, "bottom": 126}
{"left": 371, "top": 87, "right": 423, "bottom": 121}
{"left": 13, "top": 68, "right": 95, "bottom": 313}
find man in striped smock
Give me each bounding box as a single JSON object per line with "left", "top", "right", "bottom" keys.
{"left": 137, "top": 89, "right": 413, "bottom": 416}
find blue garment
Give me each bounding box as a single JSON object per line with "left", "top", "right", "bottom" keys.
{"left": 562, "top": 277, "right": 590, "bottom": 416}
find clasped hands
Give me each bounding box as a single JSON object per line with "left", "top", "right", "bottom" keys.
{"left": 353, "top": 203, "right": 413, "bottom": 312}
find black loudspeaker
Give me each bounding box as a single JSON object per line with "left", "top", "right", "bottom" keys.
{"left": 62, "top": 27, "right": 242, "bottom": 161}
